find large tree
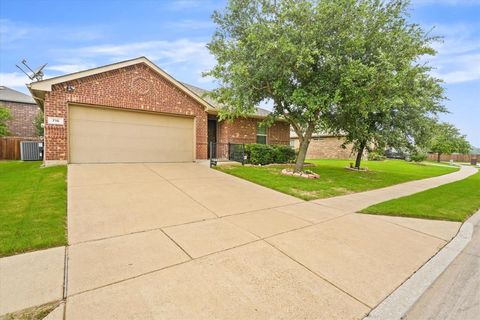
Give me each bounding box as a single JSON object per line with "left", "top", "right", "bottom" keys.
{"left": 205, "top": 0, "right": 446, "bottom": 171}
{"left": 324, "top": 0, "right": 446, "bottom": 168}
{"left": 429, "top": 122, "right": 471, "bottom": 162}
{"left": 205, "top": 0, "right": 356, "bottom": 171}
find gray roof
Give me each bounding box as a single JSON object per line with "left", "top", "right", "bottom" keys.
{"left": 0, "top": 86, "right": 36, "bottom": 104}
{"left": 181, "top": 82, "right": 271, "bottom": 117}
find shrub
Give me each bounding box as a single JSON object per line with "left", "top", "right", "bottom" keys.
{"left": 0, "top": 105, "right": 12, "bottom": 137}
{"left": 410, "top": 149, "right": 427, "bottom": 162}
{"left": 272, "top": 145, "right": 295, "bottom": 163}
{"left": 368, "top": 149, "right": 386, "bottom": 161}
{"left": 245, "top": 144, "right": 273, "bottom": 165}
{"left": 34, "top": 111, "right": 44, "bottom": 136}
{"left": 245, "top": 144, "right": 295, "bottom": 165}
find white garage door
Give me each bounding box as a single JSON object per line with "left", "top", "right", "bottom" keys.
{"left": 69, "top": 105, "right": 194, "bottom": 163}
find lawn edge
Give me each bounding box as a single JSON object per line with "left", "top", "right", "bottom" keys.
{"left": 360, "top": 168, "right": 479, "bottom": 222}
{"left": 0, "top": 162, "right": 68, "bottom": 258}
{"left": 216, "top": 161, "right": 459, "bottom": 201}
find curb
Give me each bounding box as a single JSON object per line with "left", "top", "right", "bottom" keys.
{"left": 364, "top": 209, "right": 480, "bottom": 320}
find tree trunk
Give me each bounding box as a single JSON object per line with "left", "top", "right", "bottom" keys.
{"left": 437, "top": 153, "right": 441, "bottom": 162}
{"left": 355, "top": 142, "right": 366, "bottom": 168}
{"left": 294, "top": 138, "right": 311, "bottom": 172}
{"left": 292, "top": 122, "right": 315, "bottom": 173}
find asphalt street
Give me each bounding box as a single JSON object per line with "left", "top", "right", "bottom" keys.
{"left": 404, "top": 213, "right": 480, "bottom": 320}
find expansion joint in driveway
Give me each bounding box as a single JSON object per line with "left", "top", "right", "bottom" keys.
{"left": 366, "top": 215, "right": 453, "bottom": 242}
{"left": 218, "top": 201, "right": 305, "bottom": 219}
{"left": 66, "top": 238, "right": 265, "bottom": 298}
{"left": 159, "top": 229, "right": 194, "bottom": 260}
{"left": 142, "top": 164, "right": 220, "bottom": 218}
{"left": 262, "top": 239, "right": 372, "bottom": 309}
{"left": 63, "top": 246, "right": 69, "bottom": 299}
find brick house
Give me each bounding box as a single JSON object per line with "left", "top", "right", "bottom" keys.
{"left": 28, "top": 57, "right": 289, "bottom": 165}
{"left": 0, "top": 86, "right": 40, "bottom": 137}
{"left": 290, "top": 132, "right": 357, "bottom": 160}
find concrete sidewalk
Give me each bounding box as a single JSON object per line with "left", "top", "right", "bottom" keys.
{"left": 0, "top": 164, "right": 475, "bottom": 319}
{"left": 312, "top": 164, "right": 476, "bottom": 213}
{"left": 0, "top": 247, "right": 65, "bottom": 315}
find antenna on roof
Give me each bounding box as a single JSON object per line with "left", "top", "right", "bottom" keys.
{"left": 16, "top": 59, "right": 47, "bottom": 81}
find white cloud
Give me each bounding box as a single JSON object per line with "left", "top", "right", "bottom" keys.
{"left": 0, "top": 19, "right": 106, "bottom": 50}
{"left": 431, "top": 53, "right": 480, "bottom": 83}
{"left": 167, "top": 0, "right": 207, "bottom": 10}
{"left": 170, "top": 19, "right": 214, "bottom": 30}
{"left": 197, "top": 74, "right": 215, "bottom": 84}
{"left": 0, "top": 72, "right": 32, "bottom": 92}
{"left": 49, "top": 39, "right": 216, "bottom": 84}
{"left": 0, "top": 19, "right": 33, "bottom": 48}
{"left": 68, "top": 39, "right": 209, "bottom": 63}
{"left": 27, "top": 38, "right": 216, "bottom": 89}
{"left": 422, "top": 22, "right": 480, "bottom": 84}
{"left": 46, "top": 63, "right": 97, "bottom": 74}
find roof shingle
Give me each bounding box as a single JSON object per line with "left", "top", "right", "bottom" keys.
{"left": 181, "top": 82, "right": 271, "bottom": 117}
{"left": 0, "top": 86, "right": 36, "bottom": 104}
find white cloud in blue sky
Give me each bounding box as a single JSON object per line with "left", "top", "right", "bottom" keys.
{"left": 0, "top": 0, "right": 478, "bottom": 145}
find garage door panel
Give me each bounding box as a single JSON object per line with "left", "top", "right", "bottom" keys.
{"left": 69, "top": 105, "right": 194, "bottom": 163}
{"left": 71, "top": 111, "right": 193, "bottom": 129}
{"left": 72, "top": 119, "right": 193, "bottom": 140}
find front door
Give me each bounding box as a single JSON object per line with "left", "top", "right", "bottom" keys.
{"left": 208, "top": 119, "right": 217, "bottom": 159}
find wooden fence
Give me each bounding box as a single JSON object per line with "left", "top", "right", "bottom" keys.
{"left": 427, "top": 153, "right": 479, "bottom": 163}
{"left": 0, "top": 137, "right": 41, "bottom": 160}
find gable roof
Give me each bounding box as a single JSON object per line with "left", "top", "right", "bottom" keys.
{"left": 27, "top": 56, "right": 215, "bottom": 111}
{"left": 27, "top": 56, "right": 273, "bottom": 118}
{"left": 0, "top": 86, "right": 36, "bottom": 104}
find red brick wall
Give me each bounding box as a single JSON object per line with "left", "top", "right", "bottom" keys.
{"left": 217, "top": 118, "right": 289, "bottom": 145}
{"left": 43, "top": 63, "right": 208, "bottom": 161}
{"left": 1, "top": 100, "right": 40, "bottom": 137}
{"left": 292, "top": 136, "right": 356, "bottom": 159}
{"left": 268, "top": 121, "right": 290, "bottom": 144}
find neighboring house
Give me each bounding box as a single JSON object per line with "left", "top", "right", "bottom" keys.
{"left": 290, "top": 131, "right": 356, "bottom": 160}
{"left": 28, "top": 57, "right": 290, "bottom": 166}
{"left": 0, "top": 86, "right": 40, "bottom": 137}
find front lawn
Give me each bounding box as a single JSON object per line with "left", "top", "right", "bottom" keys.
{"left": 216, "top": 159, "right": 458, "bottom": 200}
{"left": 361, "top": 171, "right": 480, "bottom": 221}
{"left": 0, "top": 161, "right": 67, "bottom": 257}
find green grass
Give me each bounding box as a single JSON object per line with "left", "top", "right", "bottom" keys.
{"left": 361, "top": 171, "right": 480, "bottom": 222}
{"left": 0, "top": 161, "right": 67, "bottom": 257}
{"left": 216, "top": 159, "right": 458, "bottom": 200}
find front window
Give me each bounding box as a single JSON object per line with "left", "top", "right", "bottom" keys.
{"left": 256, "top": 123, "right": 267, "bottom": 144}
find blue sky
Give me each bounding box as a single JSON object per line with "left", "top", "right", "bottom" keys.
{"left": 1, "top": 0, "right": 479, "bottom": 146}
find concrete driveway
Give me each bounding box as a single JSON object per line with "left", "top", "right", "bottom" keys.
{"left": 59, "top": 163, "right": 471, "bottom": 319}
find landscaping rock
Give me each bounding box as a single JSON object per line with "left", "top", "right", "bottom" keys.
{"left": 281, "top": 168, "right": 320, "bottom": 179}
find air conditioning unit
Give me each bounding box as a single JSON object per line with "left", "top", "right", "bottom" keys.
{"left": 20, "top": 141, "right": 43, "bottom": 161}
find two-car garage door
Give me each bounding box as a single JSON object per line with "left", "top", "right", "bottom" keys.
{"left": 69, "top": 105, "right": 194, "bottom": 163}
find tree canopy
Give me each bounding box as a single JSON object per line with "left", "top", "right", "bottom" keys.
{"left": 429, "top": 122, "right": 471, "bottom": 161}
{"left": 205, "top": 0, "right": 447, "bottom": 170}
{"left": 325, "top": 1, "right": 447, "bottom": 167}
